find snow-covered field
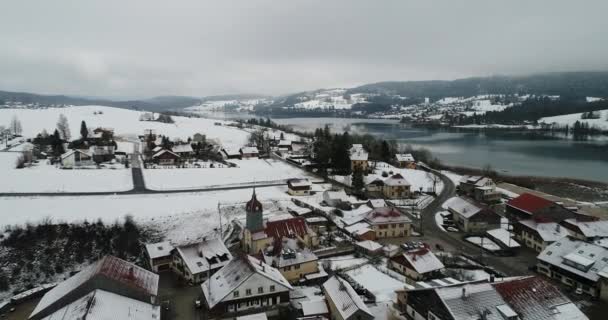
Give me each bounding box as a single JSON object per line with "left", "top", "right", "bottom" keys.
{"left": 185, "top": 98, "right": 271, "bottom": 112}
{"left": 0, "top": 152, "right": 132, "bottom": 193}
{"left": 539, "top": 109, "right": 608, "bottom": 131}
{"left": 143, "top": 158, "right": 314, "bottom": 191}
{"left": 0, "top": 105, "right": 250, "bottom": 148}
{"left": 346, "top": 264, "right": 404, "bottom": 302}
{"left": 0, "top": 186, "right": 291, "bottom": 230}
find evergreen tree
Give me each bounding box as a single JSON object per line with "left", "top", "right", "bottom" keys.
{"left": 80, "top": 120, "right": 88, "bottom": 140}
{"left": 352, "top": 167, "right": 365, "bottom": 195}
{"left": 381, "top": 140, "right": 391, "bottom": 162}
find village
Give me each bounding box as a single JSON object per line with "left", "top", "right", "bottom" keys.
{"left": 1, "top": 105, "right": 608, "bottom": 320}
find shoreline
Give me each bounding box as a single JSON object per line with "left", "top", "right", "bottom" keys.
{"left": 440, "top": 164, "right": 608, "bottom": 202}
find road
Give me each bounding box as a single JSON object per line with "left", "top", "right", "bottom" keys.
{"left": 420, "top": 170, "right": 536, "bottom": 276}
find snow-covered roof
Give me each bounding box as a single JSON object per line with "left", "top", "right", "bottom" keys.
{"left": 240, "top": 146, "right": 259, "bottom": 154}
{"left": 383, "top": 173, "right": 410, "bottom": 187}
{"left": 278, "top": 140, "right": 292, "bottom": 146}
{"left": 301, "top": 299, "right": 328, "bottom": 316}
{"left": 201, "top": 255, "right": 292, "bottom": 309}
{"left": 152, "top": 146, "right": 162, "bottom": 152}
{"left": 563, "top": 219, "right": 608, "bottom": 239}
{"left": 447, "top": 197, "right": 483, "bottom": 218}
{"left": 518, "top": 220, "right": 570, "bottom": 242}
{"left": 286, "top": 203, "right": 312, "bottom": 216}
{"left": 355, "top": 240, "right": 383, "bottom": 252}
{"left": 41, "top": 289, "right": 160, "bottom": 320}
{"left": 323, "top": 189, "right": 349, "bottom": 202}
{"left": 395, "top": 153, "right": 415, "bottom": 162}
{"left": 264, "top": 237, "right": 318, "bottom": 267}
{"left": 145, "top": 241, "right": 174, "bottom": 259}
{"left": 367, "top": 199, "right": 387, "bottom": 208}
{"left": 486, "top": 228, "right": 520, "bottom": 248}
{"left": 350, "top": 149, "right": 368, "bottom": 161}
{"left": 288, "top": 178, "right": 312, "bottom": 188}
{"left": 60, "top": 149, "right": 91, "bottom": 160}
{"left": 393, "top": 248, "right": 444, "bottom": 275}
{"left": 222, "top": 146, "right": 240, "bottom": 156}
{"left": 172, "top": 144, "right": 193, "bottom": 153}
{"left": 345, "top": 222, "right": 373, "bottom": 237}
{"left": 31, "top": 256, "right": 159, "bottom": 319}
{"left": 152, "top": 149, "right": 180, "bottom": 159}
{"left": 365, "top": 207, "right": 411, "bottom": 225}
{"left": 322, "top": 276, "right": 372, "bottom": 320}
{"left": 176, "top": 238, "right": 232, "bottom": 275}
{"left": 538, "top": 237, "right": 608, "bottom": 282}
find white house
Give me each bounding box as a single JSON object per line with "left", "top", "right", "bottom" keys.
{"left": 60, "top": 149, "right": 94, "bottom": 168}
{"left": 201, "top": 255, "right": 293, "bottom": 318}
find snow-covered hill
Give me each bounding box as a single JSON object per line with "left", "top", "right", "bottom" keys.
{"left": 0, "top": 105, "right": 250, "bottom": 148}
{"left": 539, "top": 109, "right": 608, "bottom": 131}
{"left": 291, "top": 89, "right": 369, "bottom": 110}
{"left": 185, "top": 98, "right": 272, "bottom": 113}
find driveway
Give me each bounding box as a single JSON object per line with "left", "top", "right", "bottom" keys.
{"left": 158, "top": 272, "right": 204, "bottom": 320}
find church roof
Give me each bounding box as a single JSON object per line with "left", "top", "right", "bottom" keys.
{"left": 246, "top": 189, "right": 263, "bottom": 213}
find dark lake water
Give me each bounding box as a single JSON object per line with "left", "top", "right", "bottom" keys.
{"left": 197, "top": 113, "right": 608, "bottom": 182}
{"left": 272, "top": 117, "right": 608, "bottom": 183}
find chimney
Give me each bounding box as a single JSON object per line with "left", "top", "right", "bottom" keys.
{"left": 490, "top": 274, "right": 495, "bottom": 283}
{"left": 462, "top": 287, "right": 467, "bottom": 299}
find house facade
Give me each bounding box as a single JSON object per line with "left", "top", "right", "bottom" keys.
{"left": 322, "top": 276, "right": 374, "bottom": 320}
{"left": 60, "top": 149, "right": 94, "bottom": 168}
{"left": 145, "top": 241, "right": 174, "bottom": 272}
{"left": 152, "top": 149, "right": 180, "bottom": 165}
{"left": 201, "top": 255, "right": 293, "bottom": 319}
{"left": 395, "top": 153, "right": 416, "bottom": 169}
{"left": 447, "top": 197, "right": 501, "bottom": 233}
{"left": 349, "top": 148, "right": 368, "bottom": 172}
{"left": 171, "top": 239, "right": 233, "bottom": 284}
{"left": 537, "top": 237, "right": 608, "bottom": 300}
{"left": 382, "top": 173, "right": 411, "bottom": 199}
{"left": 287, "top": 179, "right": 312, "bottom": 196}
{"left": 513, "top": 219, "right": 570, "bottom": 252}
{"left": 459, "top": 176, "right": 500, "bottom": 203}
{"left": 365, "top": 207, "right": 412, "bottom": 239}
{"left": 389, "top": 248, "right": 444, "bottom": 283}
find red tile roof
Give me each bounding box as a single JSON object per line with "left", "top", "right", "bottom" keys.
{"left": 265, "top": 217, "right": 309, "bottom": 242}
{"left": 507, "top": 193, "right": 553, "bottom": 215}
{"left": 97, "top": 255, "right": 159, "bottom": 296}
{"left": 493, "top": 276, "right": 570, "bottom": 319}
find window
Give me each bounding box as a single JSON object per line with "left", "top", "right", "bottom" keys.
{"left": 258, "top": 287, "right": 264, "bottom": 294}
{"left": 284, "top": 266, "right": 291, "bottom": 271}
{"left": 294, "top": 264, "right": 301, "bottom": 269}
{"left": 546, "top": 251, "right": 552, "bottom": 256}
{"left": 399, "top": 223, "right": 404, "bottom": 227}
{"left": 233, "top": 290, "right": 239, "bottom": 298}
{"left": 246, "top": 289, "right": 252, "bottom": 296}
{"left": 270, "top": 285, "right": 275, "bottom": 292}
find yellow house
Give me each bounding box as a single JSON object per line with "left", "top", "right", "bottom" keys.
{"left": 350, "top": 150, "right": 369, "bottom": 172}
{"left": 264, "top": 239, "right": 319, "bottom": 283}
{"left": 382, "top": 174, "right": 411, "bottom": 199}
{"left": 365, "top": 207, "right": 412, "bottom": 239}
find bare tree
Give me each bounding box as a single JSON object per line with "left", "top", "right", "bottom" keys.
{"left": 10, "top": 115, "right": 22, "bottom": 135}
{"left": 56, "top": 114, "right": 71, "bottom": 141}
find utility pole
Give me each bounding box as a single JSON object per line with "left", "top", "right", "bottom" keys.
{"left": 218, "top": 202, "right": 223, "bottom": 240}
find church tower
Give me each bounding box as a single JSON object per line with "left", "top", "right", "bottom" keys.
{"left": 245, "top": 188, "right": 264, "bottom": 232}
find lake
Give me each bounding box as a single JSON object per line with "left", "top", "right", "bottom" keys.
{"left": 271, "top": 117, "right": 608, "bottom": 183}
{"left": 197, "top": 113, "right": 608, "bottom": 182}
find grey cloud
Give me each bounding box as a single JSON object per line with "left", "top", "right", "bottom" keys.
{"left": 0, "top": 0, "right": 607, "bottom": 98}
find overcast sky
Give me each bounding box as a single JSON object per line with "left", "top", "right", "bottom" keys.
{"left": 1, "top": 1, "right": 607, "bottom": 99}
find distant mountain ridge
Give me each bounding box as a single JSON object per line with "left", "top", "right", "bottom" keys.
{"left": 348, "top": 71, "right": 608, "bottom": 99}
{"left": 0, "top": 90, "right": 201, "bottom": 112}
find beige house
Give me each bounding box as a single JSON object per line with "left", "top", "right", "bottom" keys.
{"left": 390, "top": 248, "right": 445, "bottom": 283}
{"left": 364, "top": 207, "right": 412, "bottom": 239}
{"left": 264, "top": 238, "right": 319, "bottom": 283}
{"left": 287, "top": 179, "right": 312, "bottom": 196}
{"left": 447, "top": 197, "right": 501, "bottom": 233}
{"left": 350, "top": 149, "right": 368, "bottom": 172}
{"left": 513, "top": 220, "right": 570, "bottom": 252}
{"left": 382, "top": 173, "right": 411, "bottom": 199}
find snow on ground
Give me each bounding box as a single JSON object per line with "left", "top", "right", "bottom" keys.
{"left": 434, "top": 211, "right": 448, "bottom": 232}
{"left": 0, "top": 186, "right": 291, "bottom": 230}
{"left": 465, "top": 236, "right": 501, "bottom": 252}
{"left": 345, "top": 264, "right": 404, "bottom": 302}
{"left": 587, "top": 97, "right": 604, "bottom": 103}
{"left": 0, "top": 105, "right": 251, "bottom": 148}
{"left": 539, "top": 109, "right": 608, "bottom": 131}
{"left": 322, "top": 255, "right": 367, "bottom": 270}
{"left": 144, "top": 158, "right": 315, "bottom": 191}
{"left": 0, "top": 152, "right": 132, "bottom": 193}
{"left": 292, "top": 90, "right": 367, "bottom": 110}
{"left": 441, "top": 170, "right": 462, "bottom": 186}
{"left": 185, "top": 98, "right": 270, "bottom": 112}
{"left": 471, "top": 99, "right": 510, "bottom": 113}
{"left": 496, "top": 187, "right": 519, "bottom": 198}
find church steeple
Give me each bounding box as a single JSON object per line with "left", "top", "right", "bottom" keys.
{"left": 245, "top": 188, "right": 264, "bottom": 232}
